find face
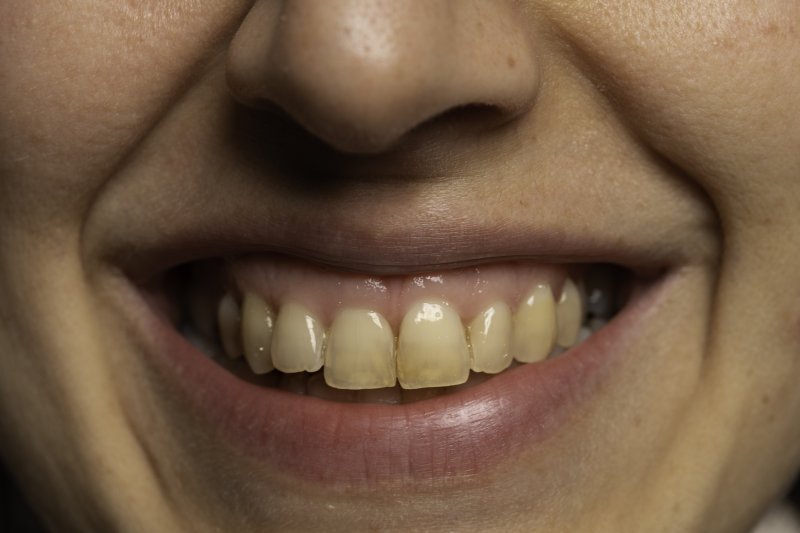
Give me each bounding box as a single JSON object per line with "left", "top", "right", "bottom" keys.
{"left": 1, "top": 1, "right": 799, "bottom": 531}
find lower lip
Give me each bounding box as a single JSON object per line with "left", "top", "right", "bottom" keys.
{"left": 127, "top": 272, "right": 670, "bottom": 487}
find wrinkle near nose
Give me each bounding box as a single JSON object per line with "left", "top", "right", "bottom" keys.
{"left": 227, "top": 0, "right": 541, "bottom": 154}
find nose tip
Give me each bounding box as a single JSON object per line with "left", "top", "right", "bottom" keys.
{"left": 227, "top": 0, "right": 541, "bottom": 154}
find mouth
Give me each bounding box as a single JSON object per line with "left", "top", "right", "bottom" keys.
{"left": 178, "top": 257, "right": 631, "bottom": 402}
{"left": 122, "top": 245, "right": 672, "bottom": 485}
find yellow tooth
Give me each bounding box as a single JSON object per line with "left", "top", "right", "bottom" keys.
{"left": 271, "top": 302, "right": 325, "bottom": 373}
{"left": 513, "top": 284, "right": 556, "bottom": 363}
{"left": 556, "top": 278, "right": 583, "bottom": 347}
{"left": 468, "top": 302, "right": 513, "bottom": 374}
{"left": 217, "top": 293, "right": 242, "bottom": 359}
{"left": 324, "top": 309, "right": 396, "bottom": 390}
{"left": 397, "top": 301, "right": 470, "bottom": 389}
{"left": 241, "top": 292, "right": 275, "bottom": 374}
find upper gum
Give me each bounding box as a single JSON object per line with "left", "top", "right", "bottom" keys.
{"left": 221, "top": 256, "right": 575, "bottom": 327}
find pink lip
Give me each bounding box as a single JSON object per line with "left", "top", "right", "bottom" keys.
{"left": 124, "top": 269, "right": 670, "bottom": 487}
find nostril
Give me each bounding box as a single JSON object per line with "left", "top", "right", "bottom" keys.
{"left": 226, "top": 0, "right": 541, "bottom": 155}
{"left": 418, "top": 103, "right": 514, "bottom": 134}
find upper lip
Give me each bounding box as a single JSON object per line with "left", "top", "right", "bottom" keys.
{"left": 92, "top": 199, "right": 677, "bottom": 284}
{"left": 82, "top": 109, "right": 716, "bottom": 283}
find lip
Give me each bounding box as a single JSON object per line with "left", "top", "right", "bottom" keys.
{"left": 118, "top": 259, "right": 674, "bottom": 487}
{"left": 102, "top": 204, "right": 675, "bottom": 284}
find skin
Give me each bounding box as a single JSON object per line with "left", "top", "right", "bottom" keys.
{"left": 1, "top": 0, "right": 799, "bottom": 531}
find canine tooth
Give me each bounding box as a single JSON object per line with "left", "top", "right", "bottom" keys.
{"left": 468, "top": 302, "right": 513, "bottom": 374}
{"left": 271, "top": 302, "right": 325, "bottom": 373}
{"left": 241, "top": 292, "right": 275, "bottom": 374}
{"left": 556, "top": 278, "right": 583, "bottom": 347}
{"left": 513, "top": 284, "right": 556, "bottom": 363}
{"left": 217, "top": 293, "right": 242, "bottom": 359}
{"left": 324, "top": 309, "right": 396, "bottom": 390}
{"left": 397, "top": 301, "right": 470, "bottom": 389}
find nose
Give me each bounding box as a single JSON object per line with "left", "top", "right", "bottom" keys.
{"left": 226, "top": 0, "right": 541, "bottom": 154}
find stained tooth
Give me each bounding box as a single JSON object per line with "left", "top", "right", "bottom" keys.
{"left": 324, "top": 309, "right": 396, "bottom": 390}
{"left": 513, "top": 284, "right": 556, "bottom": 363}
{"left": 468, "top": 302, "right": 513, "bottom": 374}
{"left": 556, "top": 278, "right": 583, "bottom": 347}
{"left": 397, "top": 301, "right": 470, "bottom": 389}
{"left": 271, "top": 302, "right": 325, "bottom": 373}
{"left": 241, "top": 292, "right": 275, "bottom": 374}
{"left": 217, "top": 293, "right": 242, "bottom": 359}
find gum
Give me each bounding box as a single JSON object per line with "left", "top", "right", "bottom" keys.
{"left": 219, "top": 255, "right": 575, "bottom": 328}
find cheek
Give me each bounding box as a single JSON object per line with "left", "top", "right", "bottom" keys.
{"left": 0, "top": 1, "right": 248, "bottom": 231}
{"left": 546, "top": 0, "right": 800, "bottom": 224}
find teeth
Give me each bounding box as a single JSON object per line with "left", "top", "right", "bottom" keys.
{"left": 207, "top": 271, "right": 605, "bottom": 394}
{"left": 512, "top": 284, "right": 556, "bottom": 363}
{"left": 241, "top": 292, "right": 276, "bottom": 374}
{"left": 271, "top": 302, "right": 325, "bottom": 373}
{"left": 468, "top": 302, "right": 513, "bottom": 374}
{"left": 324, "top": 309, "right": 396, "bottom": 390}
{"left": 217, "top": 293, "right": 243, "bottom": 359}
{"left": 556, "top": 278, "right": 583, "bottom": 348}
{"left": 397, "top": 301, "right": 470, "bottom": 389}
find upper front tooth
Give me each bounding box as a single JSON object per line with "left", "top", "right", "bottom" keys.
{"left": 241, "top": 291, "right": 275, "bottom": 374}
{"left": 397, "top": 301, "right": 470, "bottom": 389}
{"left": 324, "top": 309, "right": 396, "bottom": 390}
{"left": 468, "top": 302, "right": 513, "bottom": 374}
{"left": 556, "top": 278, "right": 583, "bottom": 347}
{"left": 217, "top": 293, "right": 242, "bottom": 359}
{"left": 513, "top": 284, "right": 556, "bottom": 363}
{"left": 271, "top": 302, "right": 325, "bottom": 373}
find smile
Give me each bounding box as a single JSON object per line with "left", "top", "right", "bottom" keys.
{"left": 117, "top": 240, "right": 672, "bottom": 486}
{"left": 183, "top": 258, "right": 627, "bottom": 403}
